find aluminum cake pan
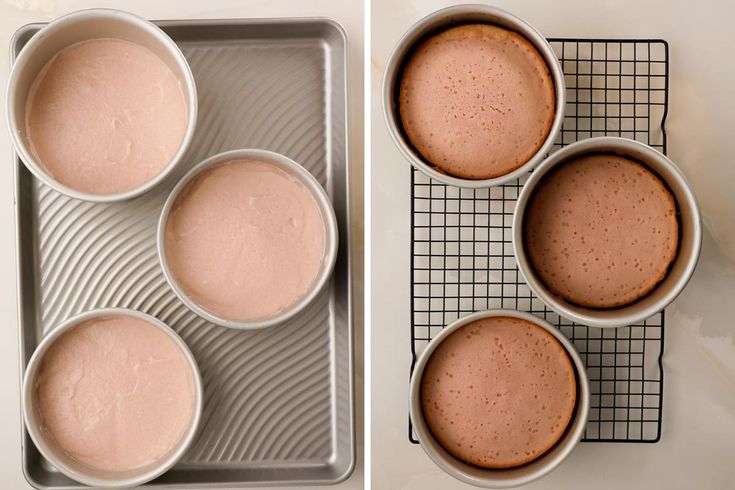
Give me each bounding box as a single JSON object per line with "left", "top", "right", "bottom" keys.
{"left": 12, "top": 17, "right": 353, "bottom": 488}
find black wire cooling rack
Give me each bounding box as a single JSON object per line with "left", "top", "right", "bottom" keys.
{"left": 409, "top": 39, "right": 668, "bottom": 444}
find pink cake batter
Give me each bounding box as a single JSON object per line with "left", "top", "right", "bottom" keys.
{"left": 165, "top": 159, "right": 326, "bottom": 321}
{"left": 524, "top": 154, "right": 679, "bottom": 308}
{"left": 399, "top": 24, "right": 555, "bottom": 179}
{"left": 421, "top": 317, "right": 577, "bottom": 468}
{"left": 36, "top": 315, "right": 195, "bottom": 471}
{"left": 25, "top": 38, "right": 187, "bottom": 195}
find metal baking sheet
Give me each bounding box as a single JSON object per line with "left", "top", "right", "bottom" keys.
{"left": 13, "top": 17, "right": 353, "bottom": 488}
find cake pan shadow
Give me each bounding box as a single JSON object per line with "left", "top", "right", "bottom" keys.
{"left": 513, "top": 137, "right": 702, "bottom": 328}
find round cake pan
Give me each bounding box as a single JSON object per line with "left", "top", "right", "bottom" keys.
{"left": 6, "top": 8, "right": 198, "bottom": 202}
{"left": 157, "top": 148, "right": 339, "bottom": 330}
{"left": 513, "top": 137, "right": 702, "bottom": 328}
{"left": 22, "top": 308, "right": 203, "bottom": 489}
{"left": 382, "top": 4, "right": 565, "bottom": 189}
{"left": 409, "top": 309, "right": 589, "bottom": 488}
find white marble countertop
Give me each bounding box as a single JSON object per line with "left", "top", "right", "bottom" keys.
{"left": 371, "top": 0, "right": 735, "bottom": 489}
{"left": 0, "top": 1, "right": 363, "bottom": 489}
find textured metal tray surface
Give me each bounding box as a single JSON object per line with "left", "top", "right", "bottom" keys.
{"left": 13, "top": 18, "right": 353, "bottom": 488}
{"left": 409, "top": 39, "right": 667, "bottom": 444}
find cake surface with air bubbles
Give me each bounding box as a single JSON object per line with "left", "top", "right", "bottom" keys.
{"left": 398, "top": 23, "right": 555, "bottom": 180}
{"left": 421, "top": 317, "right": 577, "bottom": 469}
{"left": 524, "top": 153, "right": 679, "bottom": 308}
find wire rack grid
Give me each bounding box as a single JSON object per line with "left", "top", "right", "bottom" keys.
{"left": 409, "top": 39, "right": 669, "bottom": 444}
